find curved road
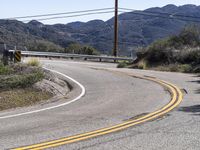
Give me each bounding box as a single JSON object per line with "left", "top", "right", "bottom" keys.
{"left": 0, "top": 60, "right": 199, "bottom": 149}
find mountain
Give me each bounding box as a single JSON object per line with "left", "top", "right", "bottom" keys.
{"left": 1, "top": 4, "right": 200, "bottom": 56}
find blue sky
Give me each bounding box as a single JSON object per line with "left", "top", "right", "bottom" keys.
{"left": 1, "top": 0, "right": 200, "bottom": 24}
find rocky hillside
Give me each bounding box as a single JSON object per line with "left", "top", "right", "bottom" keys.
{"left": 0, "top": 4, "right": 200, "bottom": 55}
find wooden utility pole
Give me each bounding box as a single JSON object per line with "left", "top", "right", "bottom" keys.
{"left": 113, "top": 0, "right": 118, "bottom": 57}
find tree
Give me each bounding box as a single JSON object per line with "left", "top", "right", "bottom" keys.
{"left": 64, "top": 43, "right": 82, "bottom": 53}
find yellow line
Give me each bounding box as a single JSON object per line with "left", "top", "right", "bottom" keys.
{"left": 13, "top": 70, "right": 183, "bottom": 150}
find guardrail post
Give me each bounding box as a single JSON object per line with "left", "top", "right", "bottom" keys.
{"left": 9, "top": 51, "right": 14, "bottom": 62}
{"left": 3, "top": 49, "right": 9, "bottom": 65}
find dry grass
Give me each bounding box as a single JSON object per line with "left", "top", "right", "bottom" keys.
{"left": 152, "top": 64, "right": 192, "bottom": 73}
{"left": 0, "top": 88, "right": 52, "bottom": 111}
{"left": 26, "top": 58, "right": 41, "bottom": 67}
{"left": 137, "top": 59, "right": 148, "bottom": 69}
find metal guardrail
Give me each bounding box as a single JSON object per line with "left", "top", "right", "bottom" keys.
{"left": 13, "top": 51, "right": 135, "bottom": 62}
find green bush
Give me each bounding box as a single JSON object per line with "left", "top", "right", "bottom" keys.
{"left": 178, "top": 64, "right": 192, "bottom": 73}
{"left": 117, "top": 61, "right": 128, "bottom": 68}
{"left": 134, "top": 25, "right": 200, "bottom": 73}
{"left": 81, "top": 46, "right": 99, "bottom": 55}
{"left": 138, "top": 39, "right": 175, "bottom": 65}
{"left": 177, "top": 48, "right": 200, "bottom": 65}
{"left": 167, "top": 25, "right": 200, "bottom": 48}
{"left": 65, "top": 43, "right": 100, "bottom": 55}
{"left": 0, "top": 71, "right": 44, "bottom": 89}
{"left": 146, "top": 49, "right": 172, "bottom": 65}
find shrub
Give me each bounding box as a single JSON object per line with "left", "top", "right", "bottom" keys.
{"left": 146, "top": 48, "right": 173, "bottom": 65}
{"left": 137, "top": 39, "right": 175, "bottom": 65}
{"left": 134, "top": 25, "right": 200, "bottom": 72}
{"left": 0, "top": 62, "right": 13, "bottom": 75}
{"left": 179, "top": 25, "right": 200, "bottom": 47}
{"left": 177, "top": 48, "right": 200, "bottom": 65}
{"left": 178, "top": 64, "right": 192, "bottom": 73}
{"left": 155, "top": 64, "right": 192, "bottom": 73}
{"left": 117, "top": 61, "right": 128, "bottom": 68}
{"left": 81, "top": 46, "right": 99, "bottom": 55}
{"left": 0, "top": 71, "right": 44, "bottom": 89}
{"left": 27, "top": 58, "right": 40, "bottom": 67}
{"left": 65, "top": 43, "right": 100, "bottom": 55}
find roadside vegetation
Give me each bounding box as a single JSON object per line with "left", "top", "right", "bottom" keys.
{"left": 26, "top": 58, "right": 41, "bottom": 67}
{"left": 117, "top": 61, "right": 132, "bottom": 68}
{"left": 28, "top": 41, "right": 100, "bottom": 55}
{"left": 64, "top": 43, "right": 100, "bottom": 55}
{"left": 127, "top": 25, "right": 200, "bottom": 73}
{"left": 0, "top": 60, "right": 52, "bottom": 111}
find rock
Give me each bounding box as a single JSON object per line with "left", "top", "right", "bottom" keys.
{"left": 33, "top": 79, "right": 70, "bottom": 97}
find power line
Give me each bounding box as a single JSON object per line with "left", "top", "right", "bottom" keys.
{"left": 23, "top": 9, "right": 200, "bottom": 23}
{"left": 2, "top": 7, "right": 200, "bottom": 23}
{"left": 22, "top": 11, "right": 115, "bottom": 22}
{"left": 3, "top": 8, "right": 114, "bottom": 20}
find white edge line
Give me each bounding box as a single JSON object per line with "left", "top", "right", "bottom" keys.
{"left": 0, "top": 67, "right": 86, "bottom": 119}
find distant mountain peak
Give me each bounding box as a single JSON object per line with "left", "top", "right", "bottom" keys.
{"left": 67, "top": 21, "right": 84, "bottom": 27}
{"left": 28, "top": 20, "right": 44, "bottom": 27}
{"left": 86, "top": 19, "right": 104, "bottom": 23}
{"left": 162, "top": 4, "right": 177, "bottom": 9}
{"left": 181, "top": 4, "right": 198, "bottom": 7}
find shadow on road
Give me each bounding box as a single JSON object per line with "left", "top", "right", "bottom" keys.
{"left": 189, "top": 75, "right": 200, "bottom": 94}
{"left": 179, "top": 105, "right": 200, "bottom": 115}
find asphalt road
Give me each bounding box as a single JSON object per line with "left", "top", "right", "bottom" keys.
{"left": 0, "top": 60, "right": 199, "bottom": 149}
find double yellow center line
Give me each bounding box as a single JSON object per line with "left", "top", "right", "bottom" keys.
{"left": 13, "top": 70, "right": 183, "bottom": 150}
